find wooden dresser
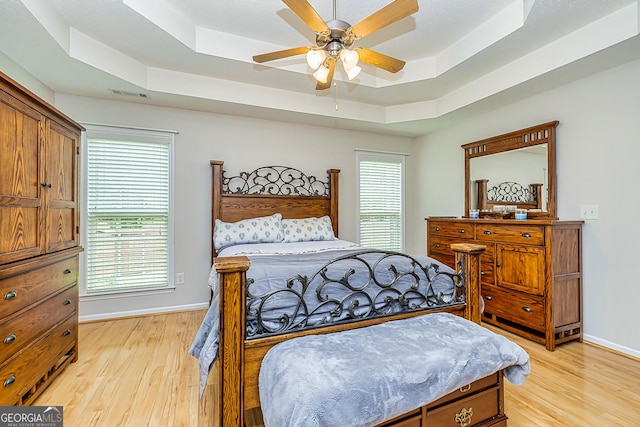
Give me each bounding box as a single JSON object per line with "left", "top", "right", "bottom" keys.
{"left": 0, "top": 72, "right": 83, "bottom": 405}
{"left": 426, "top": 217, "right": 583, "bottom": 351}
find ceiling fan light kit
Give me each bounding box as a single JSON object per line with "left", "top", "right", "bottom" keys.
{"left": 253, "top": 0, "right": 419, "bottom": 90}
{"left": 306, "top": 49, "right": 327, "bottom": 69}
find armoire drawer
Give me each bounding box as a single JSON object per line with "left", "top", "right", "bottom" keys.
{"left": 0, "top": 285, "right": 77, "bottom": 365}
{"left": 0, "top": 314, "right": 77, "bottom": 405}
{"left": 425, "top": 386, "right": 503, "bottom": 427}
{"left": 0, "top": 256, "right": 78, "bottom": 319}
{"left": 482, "top": 285, "right": 545, "bottom": 330}
{"left": 476, "top": 224, "right": 545, "bottom": 246}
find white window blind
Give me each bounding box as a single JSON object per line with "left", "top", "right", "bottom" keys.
{"left": 357, "top": 151, "right": 405, "bottom": 252}
{"left": 85, "top": 126, "right": 173, "bottom": 294}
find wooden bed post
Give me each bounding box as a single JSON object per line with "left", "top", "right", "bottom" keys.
{"left": 327, "top": 168, "right": 340, "bottom": 237}
{"left": 475, "top": 179, "right": 488, "bottom": 211}
{"left": 451, "top": 243, "right": 486, "bottom": 324}
{"left": 207, "top": 256, "right": 250, "bottom": 427}
{"left": 211, "top": 160, "right": 224, "bottom": 263}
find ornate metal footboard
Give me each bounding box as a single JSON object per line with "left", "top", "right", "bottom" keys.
{"left": 245, "top": 250, "right": 466, "bottom": 339}
{"left": 204, "top": 243, "right": 485, "bottom": 427}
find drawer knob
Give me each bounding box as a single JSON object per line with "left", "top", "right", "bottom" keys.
{"left": 521, "top": 232, "right": 532, "bottom": 238}
{"left": 480, "top": 271, "right": 485, "bottom": 275}
{"left": 4, "top": 290, "right": 17, "bottom": 300}
{"left": 454, "top": 407, "right": 473, "bottom": 427}
{"left": 4, "top": 375, "right": 16, "bottom": 388}
{"left": 63, "top": 329, "right": 72, "bottom": 337}
{"left": 64, "top": 269, "right": 72, "bottom": 274}
{"left": 522, "top": 306, "right": 533, "bottom": 313}
{"left": 434, "top": 243, "right": 441, "bottom": 248}
{"left": 63, "top": 299, "right": 72, "bottom": 306}
{"left": 485, "top": 295, "right": 493, "bottom": 300}
{"left": 459, "top": 384, "right": 471, "bottom": 393}
{"left": 434, "top": 227, "right": 440, "bottom": 231}
{"left": 41, "top": 182, "right": 52, "bottom": 188}
{"left": 458, "top": 229, "right": 465, "bottom": 233}
{"left": 3, "top": 333, "right": 17, "bottom": 345}
{"left": 483, "top": 230, "right": 492, "bottom": 235}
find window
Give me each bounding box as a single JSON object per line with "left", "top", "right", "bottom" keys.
{"left": 83, "top": 125, "right": 174, "bottom": 295}
{"left": 356, "top": 151, "right": 405, "bottom": 252}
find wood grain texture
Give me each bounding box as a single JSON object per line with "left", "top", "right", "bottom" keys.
{"left": 462, "top": 121, "right": 558, "bottom": 219}
{"left": 33, "top": 310, "right": 640, "bottom": 427}
{"left": 427, "top": 218, "right": 583, "bottom": 351}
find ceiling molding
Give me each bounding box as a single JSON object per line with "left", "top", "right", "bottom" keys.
{"left": 3, "top": 0, "right": 639, "bottom": 136}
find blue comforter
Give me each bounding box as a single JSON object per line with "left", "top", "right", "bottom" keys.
{"left": 259, "top": 312, "right": 530, "bottom": 427}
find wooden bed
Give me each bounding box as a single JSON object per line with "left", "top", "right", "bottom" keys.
{"left": 200, "top": 160, "right": 492, "bottom": 427}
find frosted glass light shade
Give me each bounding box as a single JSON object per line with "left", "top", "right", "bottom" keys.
{"left": 306, "top": 50, "right": 326, "bottom": 70}
{"left": 339, "top": 49, "right": 359, "bottom": 68}
{"left": 346, "top": 65, "right": 362, "bottom": 80}
{"left": 313, "top": 65, "right": 330, "bottom": 83}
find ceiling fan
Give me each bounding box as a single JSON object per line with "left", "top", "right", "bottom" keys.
{"left": 253, "top": 0, "right": 419, "bottom": 90}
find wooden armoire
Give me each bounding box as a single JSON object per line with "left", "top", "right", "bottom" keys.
{"left": 0, "top": 72, "right": 83, "bottom": 405}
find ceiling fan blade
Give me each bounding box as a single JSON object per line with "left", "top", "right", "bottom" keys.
{"left": 282, "top": 0, "right": 330, "bottom": 34}
{"left": 348, "top": 0, "right": 419, "bottom": 39}
{"left": 316, "top": 59, "right": 336, "bottom": 90}
{"left": 253, "top": 46, "right": 311, "bottom": 63}
{"left": 357, "top": 48, "right": 406, "bottom": 73}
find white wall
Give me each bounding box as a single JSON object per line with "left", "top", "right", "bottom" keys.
{"left": 51, "top": 95, "right": 417, "bottom": 321}
{"left": 414, "top": 58, "right": 640, "bottom": 357}
{"left": 0, "top": 51, "right": 54, "bottom": 103}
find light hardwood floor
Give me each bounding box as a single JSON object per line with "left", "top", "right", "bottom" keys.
{"left": 35, "top": 310, "right": 640, "bottom": 427}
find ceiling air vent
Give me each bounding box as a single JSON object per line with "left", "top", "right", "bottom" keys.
{"left": 108, "top": 89, "right": 151, "bottom": 99}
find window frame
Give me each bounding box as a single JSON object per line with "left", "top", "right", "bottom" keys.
{"left": 80, "top": 124, "right": 175, "bottom": 298}
{"left": 356, "top": 150, "right": 406, "bottom": 252}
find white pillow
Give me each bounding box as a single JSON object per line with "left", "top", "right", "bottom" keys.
{"left": 282, "top": 216, "right": 336, "bottom": 243}
{"left": 213, "top": 213, "right": 283, "bottom": 251}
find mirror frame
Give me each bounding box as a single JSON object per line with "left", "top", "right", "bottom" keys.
{"left": 462, "top": 121, "right": 559, "bottom": 219}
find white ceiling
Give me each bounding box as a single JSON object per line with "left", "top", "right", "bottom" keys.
{"left": 0, "top": 0, "right": 639, "bottom": 137}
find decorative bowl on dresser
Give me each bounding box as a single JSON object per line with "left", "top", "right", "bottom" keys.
{"left": 427, "top": 121, "right": 583, "bottom": 351}
{"left": 0, "top": 71, "right": 83, "bottom": 404}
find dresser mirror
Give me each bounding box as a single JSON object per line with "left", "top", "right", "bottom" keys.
{"left": 462, "top": 121, "right": 558, "bottom": 219}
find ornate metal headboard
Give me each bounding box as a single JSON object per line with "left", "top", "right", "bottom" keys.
{"left": 476, "top": 179, "right": 543, "bottom": 211}
{"left": 222, "top": 165, "right": 330, "bottom": 196}
{"left": 210, "top": 161, "right": 340, "bottom": 260}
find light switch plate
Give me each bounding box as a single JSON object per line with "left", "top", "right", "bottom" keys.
{"left": 580, "top": 204, "right": 599, "bottom": 219}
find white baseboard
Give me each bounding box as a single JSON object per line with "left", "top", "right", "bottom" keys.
{"left": 79, "top": 302, "right": 209, "bottom": 323}
{"left": 584, "top": 334, "right": 640, "bottom": 359}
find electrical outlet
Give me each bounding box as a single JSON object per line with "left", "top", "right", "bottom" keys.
{"left": 176, "top": 272, "right": 185, "bottom": 284}
{"left": 580, "top": 204, "right": 599, "bottom": 219}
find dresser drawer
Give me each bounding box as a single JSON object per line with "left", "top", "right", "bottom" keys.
{"left": 428, "top": 221, "right": 474, "bottom": 238}
{"left": 478, "top": 245, "right": 495, "bottom": 286}
{"left": 425, "top": 386, "right": 503, "bottom": 427}
{"left": 0, "top": 256, "right": 78, "bottom": 319}
{"left": 427, "top": 372, "right": 500, "bottom": 409}
{"left": 0, "top": 314, "right": 77, "bottom": 405}
{"left": 427, "top": 236, "right": 459, "bottom": 267}
{"left": 482, "top": 285, "right": 545, "bottom": 331}
{"left": 476, "top": 224, "right": 544, "bottom": 246}
{"left": 0, "top": 285, "right": 77, "bottom": 365}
